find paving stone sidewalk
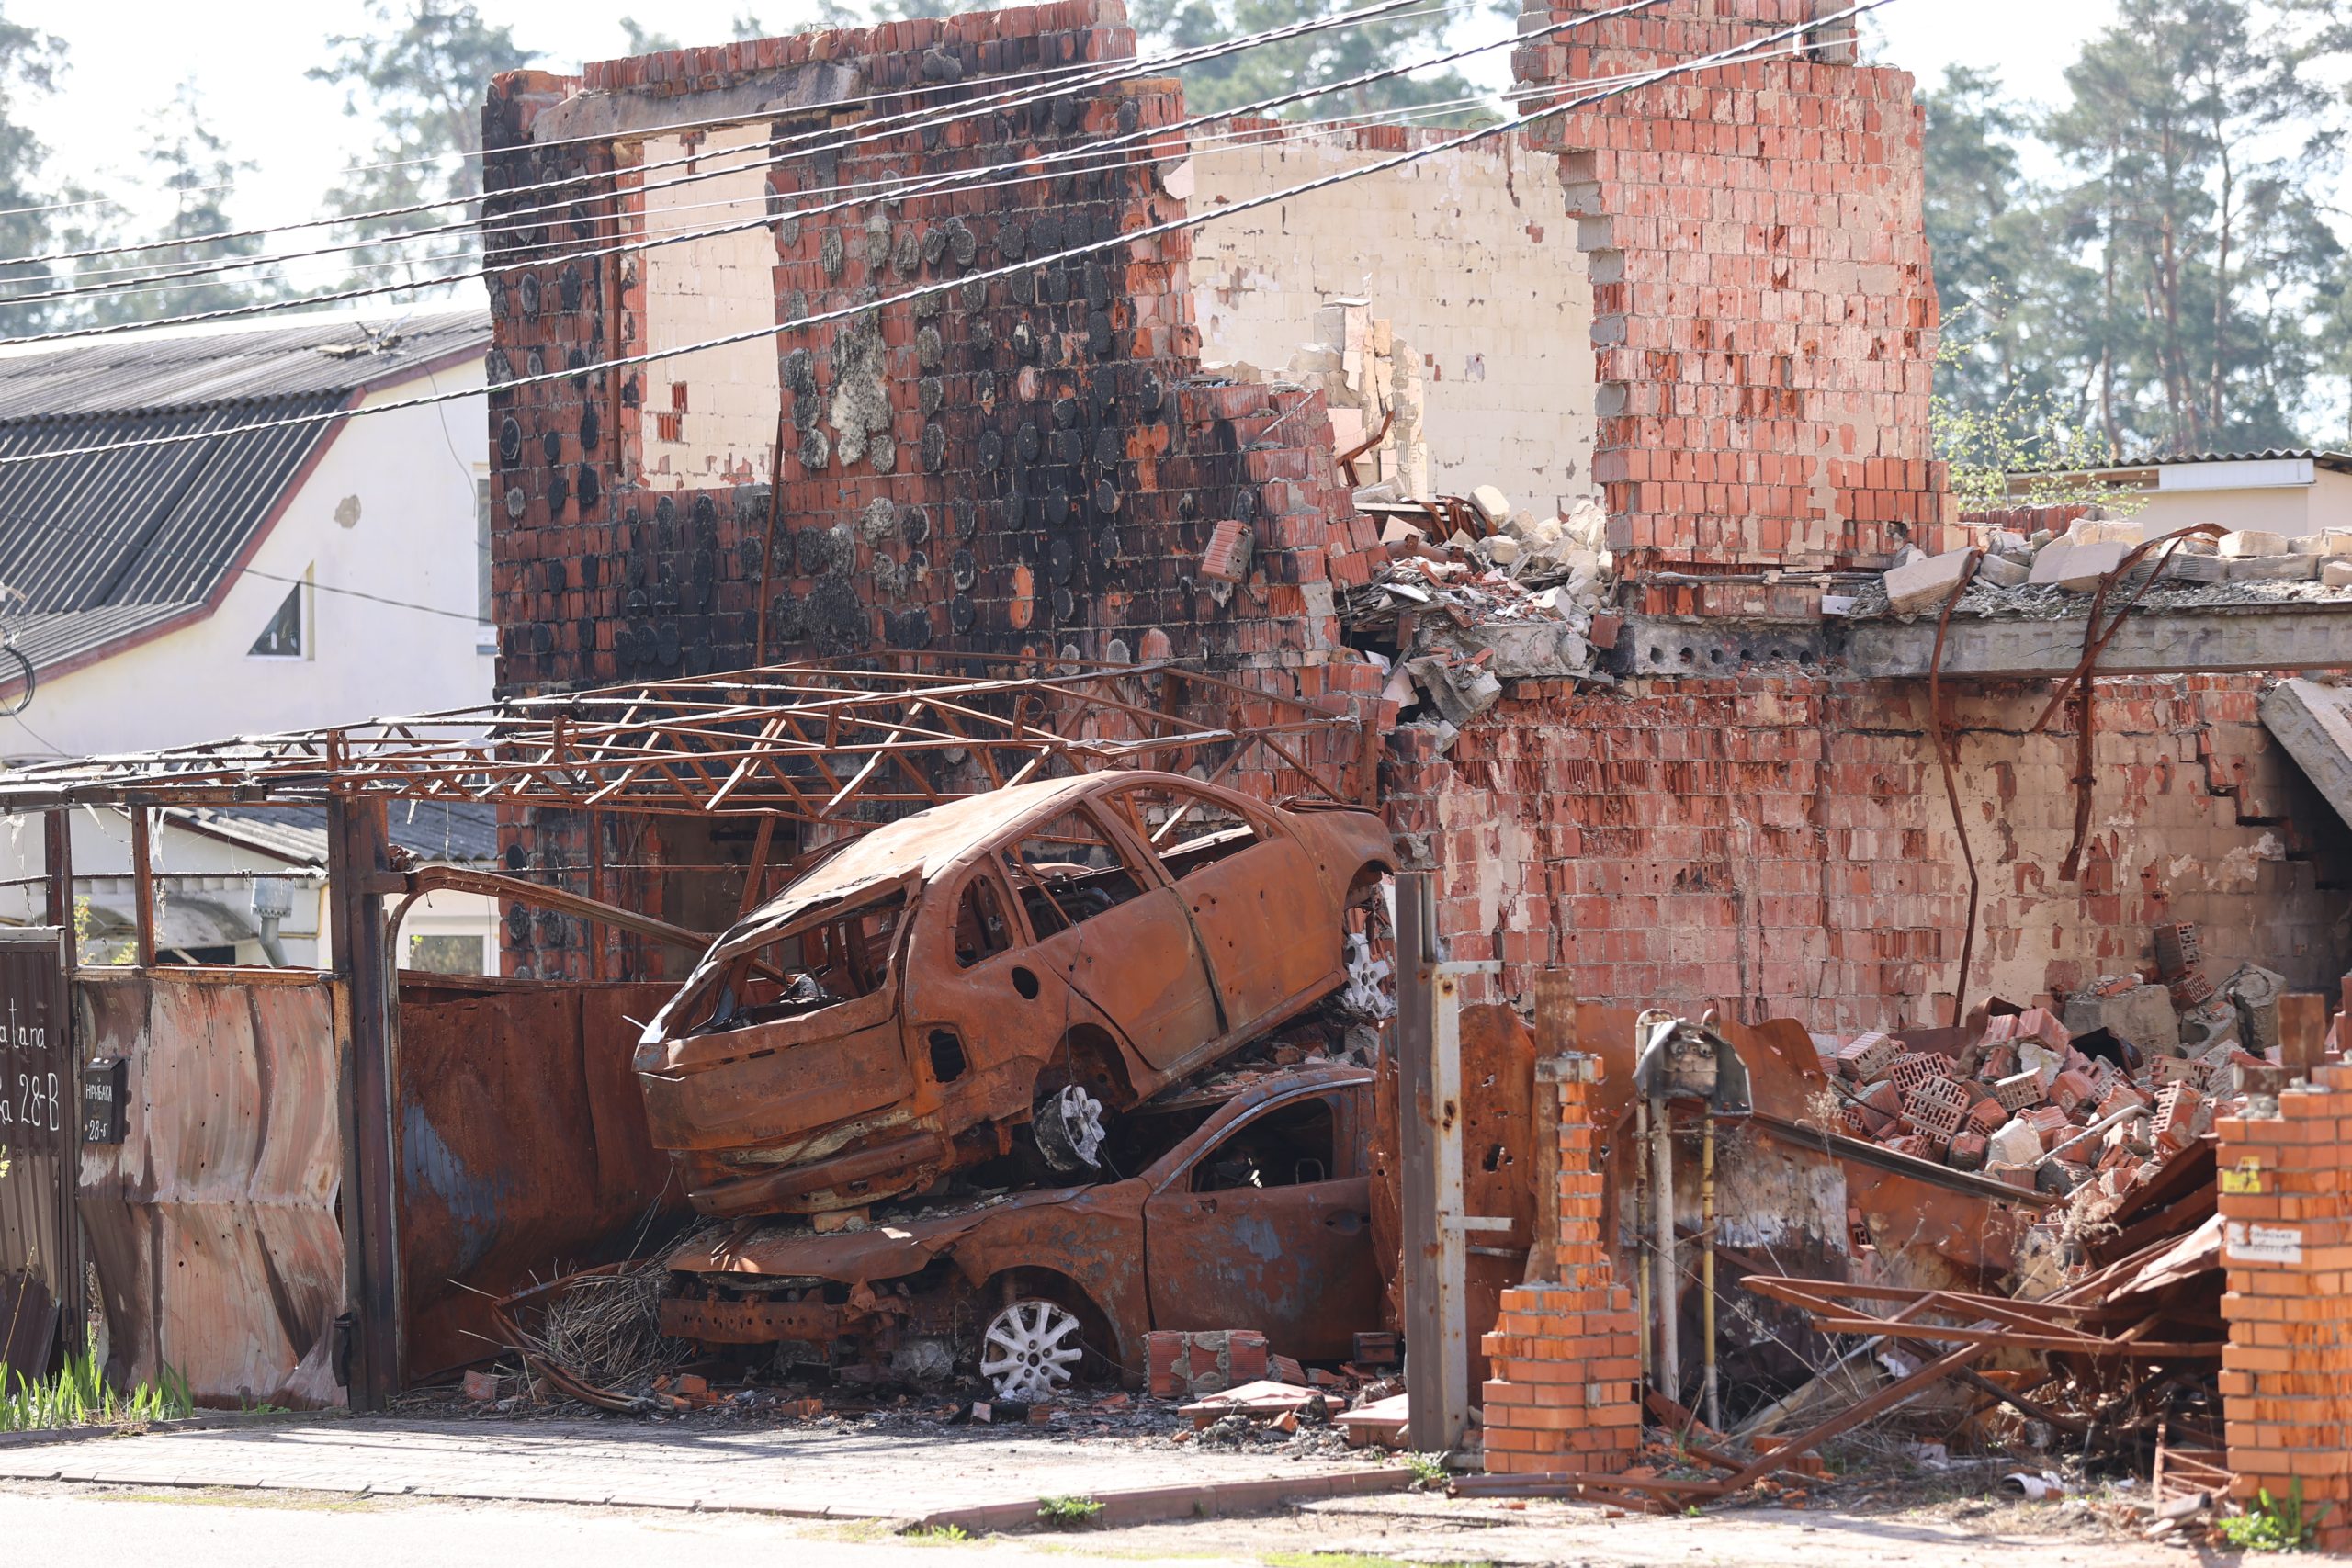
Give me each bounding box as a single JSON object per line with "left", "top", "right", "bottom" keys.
{"left": 0, "top": 1416, "right": 1375, "bottom": 1517}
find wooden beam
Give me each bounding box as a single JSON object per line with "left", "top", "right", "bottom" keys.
{"left": 129, "top": 806, "right": 155, "bottom": 967}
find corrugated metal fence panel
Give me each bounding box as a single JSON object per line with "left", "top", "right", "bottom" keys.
{"left": 77, "top": 971, "right": 346, "bottom": 1408}
{"left": 397, "top": 976, "right": 689, "bottom": 1381}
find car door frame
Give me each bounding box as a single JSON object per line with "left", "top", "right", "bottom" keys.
{"left": 1136, "top": 1079, "right": 1381, "bottom": 1361}
{"left": 989, "top": 795, "right": 1230, "bottom": 1078}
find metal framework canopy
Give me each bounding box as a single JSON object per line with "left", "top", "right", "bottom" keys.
{"left": 0, "top": 656, "right": 1369, "bottom": 826}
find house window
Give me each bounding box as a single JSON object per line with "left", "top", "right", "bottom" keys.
{"left": 476, "top": 475, "right": 497, "bottom": 654}
{"left": 408, "top": 933, "right": 486, "bottom": 975}
{"left": 249, "top": 582, "right": 304, "bottom": 659}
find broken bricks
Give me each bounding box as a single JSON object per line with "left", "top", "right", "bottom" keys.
{"left": 1145, "top": 1328, "right": 1271, "bottom": 1399}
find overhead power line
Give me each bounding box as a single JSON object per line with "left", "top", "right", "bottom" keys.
{"left": 0, "top": 0, "right": 1443, "bottom": 288}
{"left": 0, "top": 0, "right": 1665, "bottom": 350}
{"left": 0, "top": 0, "right": 1886, "bottom": 475}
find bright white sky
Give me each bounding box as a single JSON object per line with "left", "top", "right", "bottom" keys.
{"left": 5, "top": 0, "right": 2109, "bottom": 246}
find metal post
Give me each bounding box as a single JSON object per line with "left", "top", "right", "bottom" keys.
{"left": 1396, "top": 870, "right": 1445, "bottom": 1451}
{"left": 43, "top": 808, "right": 82, "bottom": 1357}
{"left": 1702, "top": 1117, "right": 1720, "bottom": 1431}
{"left": 128, "top": 806, "right": 155, "bottom": 968}
{"left": 1650, "top": 1097, "right": 1678, "bottom": 1402}
{"left": 329, "top": 798, "right": 401, "bottom": 1411}
{"left": 1430, "top": 963, "right": 1470, "bottom": 1445}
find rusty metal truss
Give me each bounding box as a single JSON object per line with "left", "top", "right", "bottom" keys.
{"left": 0, "top": 656, "right": 1372, "bottom": 824}
{"left": 1741, "top": 1276, "right": 2222, "bottom": 1359}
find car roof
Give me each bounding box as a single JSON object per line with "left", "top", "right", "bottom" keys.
{"left": 662, "top": 770, "right": 1238, "bottom": 1015}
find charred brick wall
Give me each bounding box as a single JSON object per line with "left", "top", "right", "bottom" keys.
{"left": 482, "top": 0, "right": 1382, "bottom": 700}
{"left": 1384, "top": 673, "right": 2352, "bottom": 1032}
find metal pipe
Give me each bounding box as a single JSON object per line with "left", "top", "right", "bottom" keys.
{"left": 1701, "top": 1115, "right": 1719, "bottom": 1432}
{"left": 1651, "top": 1095, "right": 1677, "bottom": 1401}
{"left": 1633, "top": 1094, "right": 1651, "bottom": 1384}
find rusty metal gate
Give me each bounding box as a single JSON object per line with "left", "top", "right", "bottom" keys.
{"left": 0, "top": 927, "right": 73, "bottom": 1376}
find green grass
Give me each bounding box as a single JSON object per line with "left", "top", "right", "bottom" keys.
{"left": 1400, "top": 1452, "right": 1448, "bottom": 1488}
{"left": 0, "top": 1351, "right": 194, "bottom": 1432}
{"left": 1037, "top": 1495, "right": 1106, "bottom": 1529}
{"left": 901, "top": 1525, "right": 976, "bottom": 1544}
{"left": 2222, "top": 1483, "right": 2329, "bottom": 1553}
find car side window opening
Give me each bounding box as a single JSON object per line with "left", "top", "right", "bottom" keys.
{"left": 1000, "top": 808, "right": 1149, "bottom": 938}
{"left": 1191, "top": 1097, "right": 1338, "bottom": 1192}
{"left": 1114, "top": 785, "right": 1262, "bottom": 881}
{"left": 692, "top": 895, "right": 905, "bottom": 1033}
{"left": 950, "top": 871, "right": 1015, "bottom": 968}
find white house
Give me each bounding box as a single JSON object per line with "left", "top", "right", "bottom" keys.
{"left": 2014, "top": 450, "right": 2352, "bottom": 539}
{"left": 0, "top": 307, "right": 504, "bottom": 972}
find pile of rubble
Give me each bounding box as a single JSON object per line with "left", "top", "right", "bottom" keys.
{"left": 1824, "top": 929, "right": 2288, "bottom": 1223}
{"left": 1880, "top": 514, "right": 2352, "bottom": 618}
{"left": 1344, "top": 487, "right": 1618, "bottom": 739}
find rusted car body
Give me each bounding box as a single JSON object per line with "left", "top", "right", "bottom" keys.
{"left": 660, "top": 1065, "right": 1383, "bottom": 1393}
{"left": 634, "top": 773, "right": 1392, "bottom": 1219}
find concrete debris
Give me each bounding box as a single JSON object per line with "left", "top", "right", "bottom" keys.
{"left": 1882, "top": 547, "right": 1974, "bottom": 615}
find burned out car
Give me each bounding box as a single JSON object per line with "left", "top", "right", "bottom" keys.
{"left": 634, "top": 772, "right": 1393, "bottom": 1219}
{"left": 659, "top": 1065, "right": 1383, "bottom": 1398}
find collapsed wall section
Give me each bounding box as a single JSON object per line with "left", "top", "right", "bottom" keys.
{"left": 1187, "top": 122, "right": 1599, "bottom": 515}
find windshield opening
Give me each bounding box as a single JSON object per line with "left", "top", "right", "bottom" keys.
{"left": 686, "top": 894, "right": 906, "bottom": 1035}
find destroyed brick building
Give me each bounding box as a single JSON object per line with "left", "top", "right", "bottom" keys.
{"left": 478, "top": 0, "right": 2351, "bottom": 1023}
{"left": 1, "top": 0, "right": 2349, "bottom": 1540}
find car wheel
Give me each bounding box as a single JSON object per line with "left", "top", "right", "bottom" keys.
{"left": 979, "top": 1298, "right": 1084, "bottom": 1401}
{"left": 1032, "top": 1083, "right": 1107, "bottom": 1172}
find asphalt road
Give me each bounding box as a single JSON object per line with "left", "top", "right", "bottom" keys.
{"left": 0, "top": 1481, "right": 2176, "bottom": 1568}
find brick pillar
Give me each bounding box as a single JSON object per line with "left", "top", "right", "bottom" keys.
{"left": 1479, "top": 1052, "right": 1641, "bottom": 1473}
{"left": 2217, "top": 1064, "right": 2352, "bottom": 1550}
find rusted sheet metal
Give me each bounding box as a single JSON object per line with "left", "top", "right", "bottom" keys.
{"left": 638, "top": 771, "right": 1392, "bottom": 1219}
{"left": 395, "top": 974, "right": 688, "bottom": 1381}
{"left": 661, "top": 1066, "right": 1382, "bottom": 1378}
{"left": 0, "top": 931, "right": 69, "bottom": 1370}
{"left": 76, "top": 970, "right": 346, "bottom": 1407}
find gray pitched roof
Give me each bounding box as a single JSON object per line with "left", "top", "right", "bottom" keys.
{"left": 0, "top": 307, "right": 489, "bottom": 684}
{"left": 173, "top": 799, "right": 501, "bottom": 866}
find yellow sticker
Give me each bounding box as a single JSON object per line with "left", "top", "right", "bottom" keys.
{"left": 2221, "top": 1157, "right": 2266, "bottom": 1195}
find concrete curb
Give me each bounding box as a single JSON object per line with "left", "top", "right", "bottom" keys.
{"left": 910, "top": 1464, "right": 1415, "bottom": 1534}
{"left": 0, "top": 1407, "right": 322, "bottom": 1453}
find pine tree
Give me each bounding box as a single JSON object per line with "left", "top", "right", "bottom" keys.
{"left": 309, "top": 1, "right": 537, "bottom": 284}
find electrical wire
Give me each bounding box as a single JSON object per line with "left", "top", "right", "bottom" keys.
{"left": 0, "top": 0, "right": 1884, "bottom": 473}
{"left": 0, "top": 0, "right": 1446, "bottom": 286}
{"left": 0, "top": 6, "right": 1493, "bottom": 234}
{"left": 0, "top": 2, "right": 1668, "bottom": 348}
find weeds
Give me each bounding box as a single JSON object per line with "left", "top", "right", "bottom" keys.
{"left": 1401, "top": 1451, "right": 1448, "bottom": 1488}
{"left": 1036, "top": 1495, "right": 1105, "bottom": 1529}
{"left": 0, "top": 1351, "right": 194, "bottom": 1432}
{"left": 903, "top": 1525, "right": 975, "bottom": 1545}
{"left": 2222, "top": 1483, "right": 2329, "bottom": 1553}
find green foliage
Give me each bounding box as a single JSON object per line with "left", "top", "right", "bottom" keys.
{"left": 1401, "top": 1450, "right": 1448, "bottom": 1487}
{"left": 1920, "top": 2, "right": 2352, "bottom": 459}
{"left": 901, "top": 1525, "right": 975, "bottom": 1544}
{"left": 1931, "top": 301, "right": 2147, "bottom": 513}
{"left": 308, "top": 1, "right": 536, "bottom": 279}
{"left": 2221, "top": 1482, "right": 2330, "bottom": 1552}
{"left": 1035, "top": 1495, "right": 1105, "bottom": 1528}
{"left": 1133, "top": 0, "right": 1497, "bottom": 126}
{"left": 0, "top": 1352, "right": 194, "bottom": 1433}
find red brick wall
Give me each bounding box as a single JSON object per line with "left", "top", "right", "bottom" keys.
{"left": 1517, "top": 0, "right": 1946, "bottom": 573}
{"left": 1384, "top": 674, "right": 2352, "bottom": 1030}
{"left": 2217, "top": 1068, "right": 2352, "bottom": 1550}
{"left": 1483, "top": 1055, "right": 1642, "bottom": 1472}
